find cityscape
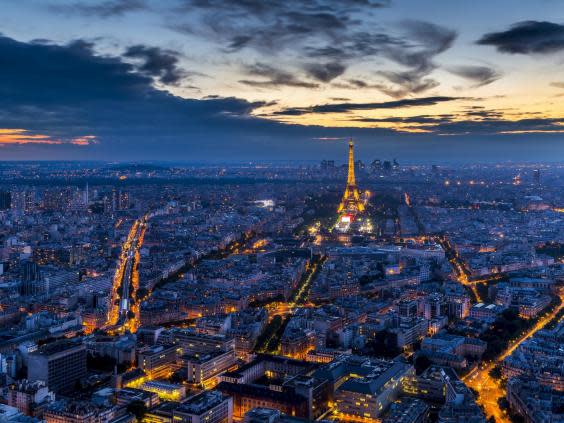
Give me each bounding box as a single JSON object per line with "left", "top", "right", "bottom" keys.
{"left": 1, "top": 1, "right": 564, "bottom": 423}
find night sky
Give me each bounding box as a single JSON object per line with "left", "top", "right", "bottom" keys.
{"left": 0, "top": 0, "right": 563, "bottom": 162}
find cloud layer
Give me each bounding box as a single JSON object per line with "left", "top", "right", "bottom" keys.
{"left": 271, "top": 97, "right": 461, "bottom": 116}
{"left": 1, "top": 3, "right": 564, "bottom": 162}
{"left": 51, "top": 0, "right": 146, "bottom": 18}
{"left": 448, "top": 65, "right": 501, "bottom": 87}
{"left": 170, "top": 1, "right": 458, "bottom": 97}
{"left": 477, "top": 21, "right": 564, "bottom": 54}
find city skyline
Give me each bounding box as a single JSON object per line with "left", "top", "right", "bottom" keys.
{"left": 1, "top": 4, "right": 563, "bottom": 420}
{"left": 0, "top": 157, "right": 562, "bottom": 423}
{"left": 0, "top": 1, "right": 563, "bottom": 161}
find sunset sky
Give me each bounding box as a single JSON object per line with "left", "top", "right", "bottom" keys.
{"left": 1, "top": 0, "right": 563, "bottom": 162}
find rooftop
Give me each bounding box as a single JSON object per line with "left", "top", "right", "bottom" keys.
{"left": 175, "top": 391, "right": 227, "bottom": 415}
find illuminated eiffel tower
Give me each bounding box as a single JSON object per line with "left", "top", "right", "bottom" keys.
{"left": 338, "top": 139, "right": 365, "bottom": 214}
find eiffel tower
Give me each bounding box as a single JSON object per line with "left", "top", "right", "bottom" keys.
{"left": 338, "top": 139, "right": 365, "bottom": 214}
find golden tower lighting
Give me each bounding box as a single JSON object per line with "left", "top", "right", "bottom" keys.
{"left": 337, "top": 139, "right": 365, "bottom": 214}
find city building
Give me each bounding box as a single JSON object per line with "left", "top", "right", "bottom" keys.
{"left": 382, "top": 398, "right": 429, "bottom": 423}
{"left": 506, "top": 377, "right": 564, "bottom": 423}
{"left": 7, "top": 380, "right": 55, "bottom": 417}
{"left": 137, "top": 344, "right": 179, "bottom": 379}
{"left": 183, "top": 349, "right": 237, "bottom": 388}
{"left": 43, "top": 400, "right": 128, "bottom": 423}
{"left": 172, "top": 391, "right": 232, "bottom": 423}
{"left": 310, "top": 355, "right": 414, "bottom": 421}
{"left": 27, "top": 341, "right": 87, "bottom": 394}
{"left": 469, "top": 303, "right": 504, "bottom": 321}
{"left": 502, "top": 322, "right": 564, "bottom": 391}
{"left": 419, "top": 333, "right": 486, "bottom": 370}
{"left": 165, "top": 329, "right": 235, "bottom": 355}
{"left": 333, "top": 358, "right": 415, "bottom": 421}
{"left": 138, "top": 381, "right": 186, "bottom": 402}
{"left": 217, "top": 355, "right": 328, "bottom": 420}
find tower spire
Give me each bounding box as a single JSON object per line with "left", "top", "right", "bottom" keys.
{"left": 347, "top": 139, "right": 356, "bottom": 186}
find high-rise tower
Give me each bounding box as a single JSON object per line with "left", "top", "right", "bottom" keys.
{"left": 338, "top": 139, "right": 365, "bottom": 214}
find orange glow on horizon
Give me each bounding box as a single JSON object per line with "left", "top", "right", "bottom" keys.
{"left": 70, "top": 135, "right": 97, "bottom": 145}
{"left": 0, "top": 129, "right": 62, "bottom": 145}
{"left": 0, "top": 129, "right": 96, "bottom": 146}
{"left": 250, "top": 93, "right": 564, "bottom": 135}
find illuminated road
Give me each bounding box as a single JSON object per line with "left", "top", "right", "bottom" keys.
{"left": 105, "top": 216, "right": 147, "bottom": 332}
{"left": 260, "top": 255, "right": 324, "bottom": 321}
{"left": 436, "top": 235, "right": 482, "bottom": 302}
{"left": 463, "top": 291, "right": 564, "bottom": 422}
{"left": 256, "top": 256, "right": 324, "bottom": 353}
{"left": 436, "top": 233, "right": 564, "bottom": 421}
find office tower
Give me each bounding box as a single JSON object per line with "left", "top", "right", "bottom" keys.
{"left": 83, "top": 182, "right": 89, "bottom": 205}
{"left": 533, "top": 169, "right": 540, "bottom": 185}
{"left": 0, "top": 190, "right": 11, "bottom": 210}
{"left": 20, "top": 261, "right": 43, "bottom": 296}
{"left": 118, "top": 190, "right": 130, "bottom": 210}
{"left": 371, "top": 159, "right": 381, "bottom": 173}
{"left": 27, "top": 341, "right": 87, "bottom": 393}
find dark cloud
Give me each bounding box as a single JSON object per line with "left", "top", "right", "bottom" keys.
{"left": 174, "top": 1, "right": 356, "bottom": 54}
{"left": 461, "top": 108, "right": 505, "bottom": 119}
{"left": 389, "top": 20, "right": 456, "bottom": 66}
{"left": 314, "top": 21, "right": 456, "bottom": 97}
{"left": 332, "top": 79, "right": 381, "bottom": 89}
{"left": 332, "top": 77, "right": 413, "bottom": 96}
{"left": 448, "top": 65, "right": 502, "bottom": 87}
{"left": 239, "top": 63, "right": 319, "bottom": 88}
{"left": 430, "top": 117, "right": 564, "bottom": 135}
{"left": 375, "top": 69, "right": 439, "bottom": 98}
{"left": 352, "top": 113, "right": 564, "bottom": 135}
{"left": 477, "top": 21, "right": 564, "bottom": 54}
{"left": 352, "top": 115, "right": 454, "bottom": 124}
{"left": 172, "top": 0, "right": 456, "bottom": 98}
{"left": 312, "top": 32, "right": 408, "bottom": 60}
{"left": 170, "top": 2, "right": 456, "bottom": 97}
{"left": 271, "top": 96, "right": 461, "bottom": 115}
{"left": 1, "top": 34, "right": 562, "bottom": 162}
{"left": 372, "top": 21, "right": 456, "bottom": 97}
{"left": 0, "top": 34, "right": 274, "bottom": 149}
{"left": 181, "top": 0, "right": 390, "bottom": 17}
{"left": 304, "top": 62, "right": 346, "bottom": 82}
{"left": 343, "top": 79, "right": 371, "bottom": 88}
{"left": 228, "top": 35, "right": 253, "bottom": 50}
{"left": 305, "top": 46, "right": 347, "bottom": 59}
{"left": 0, "top": 37, "right": 150, "bottom": 105}
{"left": 50, "top": 0, "right": 146, "bottom": 18}
{"left": 123, "top": 45, "right": 187, "bottom": 85}
{"left": 176, "top": 0, "right": 393, "bottom": 59}
{"left": 551, "top": 82, "right": 564, "bottom": 89}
